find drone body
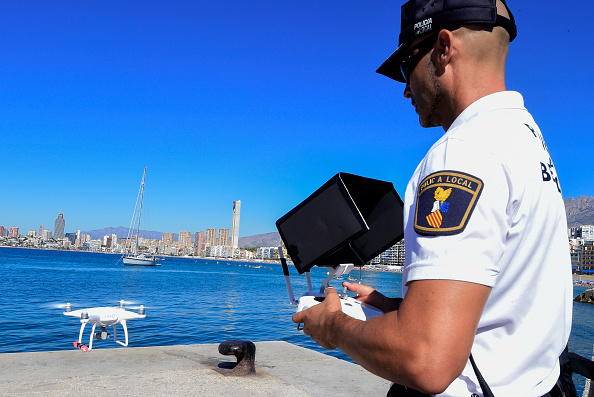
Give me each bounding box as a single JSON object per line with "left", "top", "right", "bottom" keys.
{"left": 63, "top": 300, "right": 146, "bottom": 352}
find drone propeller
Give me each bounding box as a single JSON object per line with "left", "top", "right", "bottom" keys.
{"left": 116, "top": 300, "right": 159, "bottom": 309}
{"left": 128, "top": 304, "right": 158, "bottom": 311}
{"left": 115, "top": 299, "right": 142, "bottom": 307}
{"left": 43, "top": 302, "right": 88, "bottom": 310}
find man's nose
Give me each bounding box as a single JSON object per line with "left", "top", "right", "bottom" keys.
{"left": 403, "top": 83, "right": 412, "bottom": 99}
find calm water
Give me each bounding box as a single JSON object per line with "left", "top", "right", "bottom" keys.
{"left": 0, "top": 247, "right": 592, "bottom": 393}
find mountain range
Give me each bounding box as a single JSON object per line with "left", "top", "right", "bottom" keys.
{"left": 84, "top": 196, "right": 594, "bottom": 247}
{"left": 83, "top": 227, "right": 281, "bottom": 248}
{"left": 563, "top": 196, "right": 594, "bottom": 228}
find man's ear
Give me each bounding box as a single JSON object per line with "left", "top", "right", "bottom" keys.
{"left": 434, "top": 29, "right": 454, "bottom": 76}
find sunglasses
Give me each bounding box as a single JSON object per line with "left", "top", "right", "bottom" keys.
{"left": 400, "top": 33, "right": 439, "bottom": 83}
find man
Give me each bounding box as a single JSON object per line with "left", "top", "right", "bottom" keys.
{"left": 292, "top": 1, "right": 574, "bottom": 396}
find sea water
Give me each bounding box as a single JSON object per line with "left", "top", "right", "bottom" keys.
{"left": 0, "top": 247, "right": 592, "bottom": 394}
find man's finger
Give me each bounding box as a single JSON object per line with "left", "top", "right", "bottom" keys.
{"left": 293, "top": 311, "right": 304, "bottom": 324}
{"left": 325, "top": 286, "right": 338, "bottom": 297}
{"left": 342, "top": 281, "right": 358, "bottom": 293}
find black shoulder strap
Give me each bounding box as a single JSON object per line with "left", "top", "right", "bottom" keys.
{"left": 469, "top": 354, "right": 495, "bottom": 397}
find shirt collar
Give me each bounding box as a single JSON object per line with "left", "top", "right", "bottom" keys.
{"left": 447, "top": 91, "right": 525, "bottom": 132}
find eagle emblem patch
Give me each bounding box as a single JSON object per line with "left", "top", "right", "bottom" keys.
{"left": 414, "top": 170, "right": 483, "bottom": 236}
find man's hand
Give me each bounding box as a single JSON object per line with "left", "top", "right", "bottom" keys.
{"left": 292, "top": 279, "right": 490, "bottom": 393}
{"left": 292, "top": 286, "right": 345, "bottom": 349}
{"left": 342, "top": 282, "right": 401, "bottom": 313}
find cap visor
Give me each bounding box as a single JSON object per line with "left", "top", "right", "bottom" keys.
{"left": 376, "top": 44, "right": 406, "bottom": 83}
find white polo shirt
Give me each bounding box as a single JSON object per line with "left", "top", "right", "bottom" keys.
{"left": 402, "top": 91, "right": 573, "bottom": 396}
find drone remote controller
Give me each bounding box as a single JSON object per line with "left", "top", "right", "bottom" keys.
{"left": 296, "top": 293, "right": 383, "bottom": 323}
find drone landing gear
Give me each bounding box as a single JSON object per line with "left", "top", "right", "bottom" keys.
{"left": 75, "top": 320, "right": 130, "bottom": 351}
{"left": 73, "top": 341, "right": 89, "bottom": 352}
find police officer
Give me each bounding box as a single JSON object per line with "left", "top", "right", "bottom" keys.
{"left": 292, "top": 1, "right": 574, "bottom": 395}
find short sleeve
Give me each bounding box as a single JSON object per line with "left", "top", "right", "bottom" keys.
{"left": 404, "top": 137, "right": 512, "bottom": 287}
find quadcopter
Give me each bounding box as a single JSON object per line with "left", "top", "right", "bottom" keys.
{"left": 63, "top": 300, "right": 146, "bottom": 352}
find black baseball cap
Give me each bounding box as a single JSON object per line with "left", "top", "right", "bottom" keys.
{"left": 377, "top": 0, "right": 517, "bottom": 83}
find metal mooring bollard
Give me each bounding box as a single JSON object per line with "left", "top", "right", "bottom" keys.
{"left": 218, "top": 340, "right": 256, "bottom": 375}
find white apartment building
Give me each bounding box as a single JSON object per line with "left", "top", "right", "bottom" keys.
{"left": 257, "top": 247, "right": 277, "bottom": 259}
{"left": 42, "top": 229, "right": 53, "bottom": 241}
{"left": 204, "top": 245, "right": 231, "bottom": 257}
{"left": 580, "top": 225, "right": 594, "bottom": 241}
{"left": 371, "top": 239, "right": 406, "bottom": 265}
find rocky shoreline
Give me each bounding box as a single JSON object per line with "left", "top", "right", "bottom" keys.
{"left": 574, "top": 288, "right": 594, "bottom": 304}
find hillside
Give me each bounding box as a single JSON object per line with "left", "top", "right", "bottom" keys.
{"left": 83, "top": 227, "right": 280, "bottom": 248}
{"left": 564, "top": 196, "right": 594, "bottom": 228}
{"left": 238, "top": 232, "right": 280, "bottom": 248}
{"left": 84, "top": 226, "right": 166, "bottom": 241}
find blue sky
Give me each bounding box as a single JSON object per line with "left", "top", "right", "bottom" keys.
{"left": 2, "top": 1, "right": 593, "bottom": 238}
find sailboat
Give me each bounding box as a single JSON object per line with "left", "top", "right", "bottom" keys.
{"left": 122, "top": 167, "right": 161, "bottom": 266}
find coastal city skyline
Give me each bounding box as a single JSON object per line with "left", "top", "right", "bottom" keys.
{"left": 1, "top": 1, "right": 593, "bottom": 238}
{"left": 0, "top": 201, "right": 243, "bottom": 245}
{"left": 0, "top": 199, "right": 263, "bottom": 258}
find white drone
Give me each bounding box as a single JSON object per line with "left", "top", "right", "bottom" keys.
{"left": 63, "top": 300, "right": 146, "bottom": 352}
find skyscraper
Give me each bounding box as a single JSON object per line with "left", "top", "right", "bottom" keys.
{"left": 39, "top": 225, "right": 44, "bottom": 238}
{"left": 9, "top": 226, "right": 19, "bottom": 237}
{"left": 218, "top": 228, "right": 229, "bottom": 247}
{"left": 65, "top": 233, "right": 77, "bottom": 245}
{"left": 194, "top": 231, "right": 204, "bottom": 255}
{"left": 42, "top": 229, "right": 52, "bottom": 241}
{"left": 54, "top": 212, "right": 65, "bottom": 239}
{"left": 161, "top": 232, "right": 174, "bottom": 247}
{"left": 230, "top": 200, "right": 241, "bottom": 249}
{"left": 205, "top": 228, "right": 217, "bottom": 246}
{"left": 179, "top": 231, "right": 191, "bottom": 249}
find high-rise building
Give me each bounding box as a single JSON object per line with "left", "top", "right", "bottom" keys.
{"left": 54, "top": 212, "right": 65, "bottom": 239}
{"left": 257, "top": 247, "right": 277, "bottom": 259}
{"left": 65, "top": 233, "right": 77, "bottom": 245}
{"left": 218, "top": 228, "right": 229, "bottom": 247}
{"left": 9, "top": 226, "right": 19, "bottom": 237}
{"left": 39, "top": 225, "right": 44, "bottom": 238}
{"left": 371, "top": 239, "right": 406, "bottom": 266}
{"left": 179, "top": 231, "right": 192, "bottom": 249}
{"left": 230, "top": 200, "right": 241, "bottom": 249}
{"left": 42, "top": 229, "right": 52, "bottom": 241}
{"left": 161, "top": 232, "right": 174, "bottom": 247}
{"left": 0, "top": 226, "right": 6, "bottom": 237}
{"left": 205, "top": 228, "right": 217, "bottom": 246}
{"left": 577, "top": 225, "right": 594, "bottom": 241}
{"left": 194, "top": 231, "right": 204, "bottom": 255}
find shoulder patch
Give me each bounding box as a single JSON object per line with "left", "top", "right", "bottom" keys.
{"left": 414, "top": 170, "right": 483, "bottom": 236}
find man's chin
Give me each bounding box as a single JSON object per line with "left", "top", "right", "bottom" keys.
{"left": 419, "top": 115, "right": 438, "bottom": 128}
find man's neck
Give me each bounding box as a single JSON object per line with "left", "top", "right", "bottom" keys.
{"left": 442, "top": 70, "right": 507, "bottom": 131}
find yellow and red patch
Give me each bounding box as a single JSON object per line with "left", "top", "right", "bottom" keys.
{"left": 414, "top": 170, "right": 483, "bottom": 236}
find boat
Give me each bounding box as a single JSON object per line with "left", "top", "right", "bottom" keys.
{"left": 122, "top": 167, "right": 160, "bottom": 266}
{"left": 123, "top": 252, "right": 160, "bottom": 266}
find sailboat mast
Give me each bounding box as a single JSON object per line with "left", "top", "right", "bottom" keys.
{"left": 135, "top": 167, "right": 146, "bottom": 254}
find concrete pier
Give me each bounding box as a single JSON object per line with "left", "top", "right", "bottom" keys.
{"left": 0, "top": 341, "right": 391, "bottom": 396}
